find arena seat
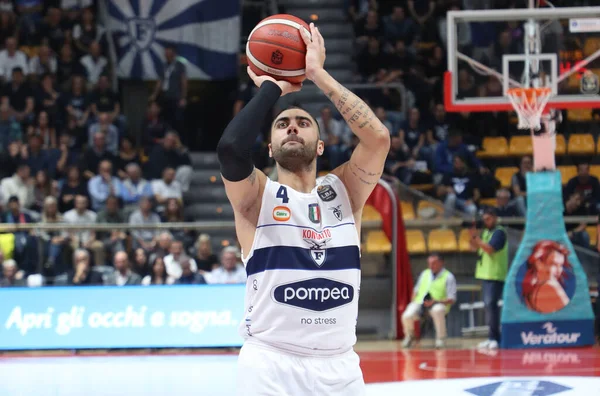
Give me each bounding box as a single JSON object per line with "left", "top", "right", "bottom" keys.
{"left": 417, "top": 200, "right": 444, "bottom": 219}
{"left": 478, "top": 137, "right": 509, "bottom": 158}
{"left": 557, "top": 165, "right": 577, "bottom": 185}
{"left": 587, "top": 225, "right": 598, "bottom": 247}
{"left": 405, "top": 230, "right": 427, "bottom": 254}
{"left": 509, "top": 136, "right": 533, "bottom": 156}
{"left": 567, "top": 108, "right": 593, "bottom": 123}
{"left": 362, "top": 204, "right": 382, "bottom": 222}
{"left": 494, "top": 167, "right": 518, "bottom": 188}
{"left": 568, "top": 133, "right": 595, "bottom": 155}
{"left": 584, "top": 37, "right": 600, "bottom": 57}
{"left": 590, "top": 165, "right": 600, "bottom": 180}
{"left": 365, "top": 230, "right": 391, "bottom": 253}
{"left": 555, "top": 134, "right": 566, "bottom": 156}
{"left": 400, "top": 201, "right": 415, "bottom": 220}
{"left": 479, "top": 198, "right": 497, "bottom": 207}
{"left": 427, "top": 228, "right": 458, "bottom": 252}
{"left": 458, "top": 229, "right": 474, "bottom": 252}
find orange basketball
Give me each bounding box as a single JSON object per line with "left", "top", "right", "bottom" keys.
{"left": 246, "top": 14, "right": 311, "bottom": 84}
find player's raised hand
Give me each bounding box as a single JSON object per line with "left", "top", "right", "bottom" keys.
{"left": 247, "top": 67, "right": 302, "bottom": 96}
{"left": 301, "top": 22, "right": 326, "bottom": 81}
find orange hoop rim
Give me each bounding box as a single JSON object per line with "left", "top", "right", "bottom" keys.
{"left": 507, "top": 87, "right": 552, "bottom": 102}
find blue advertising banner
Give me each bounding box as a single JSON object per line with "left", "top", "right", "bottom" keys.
{"left": 103, "top": 0, "right": 240, "bottom": 80}
{"left": 0, "top": 285, "right": 245, "bottom": 350}
{"left": 500, "top": 171, "right": 595, "bottom": 349}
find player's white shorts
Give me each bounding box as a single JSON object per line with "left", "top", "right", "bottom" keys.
{"left": 236, "top": 340, "right": 366, "bottom": 396}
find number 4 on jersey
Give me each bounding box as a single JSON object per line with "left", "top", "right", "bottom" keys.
{"left": 276, "top": 186, "right": 289, "bottom": 203}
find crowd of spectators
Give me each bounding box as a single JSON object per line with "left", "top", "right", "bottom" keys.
{"left": 0, "top": 1, "right": 247, "bottom": 287}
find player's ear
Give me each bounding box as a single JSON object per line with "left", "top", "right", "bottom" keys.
{"left": 268, "top": 143, "right": 273, "bottom": 158}
{"left": 317, "top": 140, "right": 325, "bottom": 156}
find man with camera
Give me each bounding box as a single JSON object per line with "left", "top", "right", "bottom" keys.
{"left": 401, "top": 253, "right": 456, "bottom": 349}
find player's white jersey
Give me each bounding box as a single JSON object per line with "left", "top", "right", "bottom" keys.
{"left": 240, "top": 173, "right": 361, "bottom": 356}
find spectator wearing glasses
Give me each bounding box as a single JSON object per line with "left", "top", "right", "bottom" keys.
{"left": 58, "top": 248, "right": 103, "bottom": 286}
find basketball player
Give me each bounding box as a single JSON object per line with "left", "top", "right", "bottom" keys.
{"left": 217, "top": 23, "right": 390, "bottom": 395}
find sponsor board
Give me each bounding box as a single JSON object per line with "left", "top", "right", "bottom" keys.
{"left": 501, "top": 320, "right": 594, "bottom": 349}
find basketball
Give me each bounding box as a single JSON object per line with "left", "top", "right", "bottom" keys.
{"left": 246, "top": 14, "right": 311, "bottom": 84}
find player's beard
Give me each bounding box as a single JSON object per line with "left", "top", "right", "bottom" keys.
{"left": 272, "top": 136, "right": 318, "bottom": 173}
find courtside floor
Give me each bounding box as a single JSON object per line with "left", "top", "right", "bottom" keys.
{"left": 0, "top": 340, "right": 598, "bottom": 395}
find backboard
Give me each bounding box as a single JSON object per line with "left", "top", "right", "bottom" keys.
{"left": 445, "top": 6, "right": 600, "bottom": 113}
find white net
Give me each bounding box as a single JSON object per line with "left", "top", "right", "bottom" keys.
{"left": 507, "top": 87, "right": 552, "bottom": 131}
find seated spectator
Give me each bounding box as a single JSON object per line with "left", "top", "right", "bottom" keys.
{"left": 115, "top": 137, "right": 141, "bottom": 179}
{"left": 122, "top": 163, "right": 153, "bottom": 210}
{"left": 401, "top": 253, "right": 456, "bottom": 349}
{"left": 35, "top": 73, "right": 61, "bottom": 121}
{"left": 60, "top": 248, "right": 103, "bottom": 286}
{"left": 1, "top": 67, "right": 35, "bottom": 123}
{"left": 383, "top": 6, "right": 416, "bottom": 46}
{"left": 62, "top": 195, "right": 97, "bottom": 252}
{"left": 149, "top": 231, "right": 172, "bottom": 263}
{"left": 39, "top": 196, "right": 69, "bottom": 276}
{"left": 89, "top": 74, "right": 124, "bottom": 131}
{"left": 21, "top": 132, "right": 53, "bottom": 176}
{"left": 1, "top": 164, "right": 34, "bottom": 209}
{"left": 80, "top": 131, "right": 117, "bottom": 179}
{"left": 28, "top": 44, "right": 57, "bottom": 79}
{"left": 58, "top": 166, "right": 89, "bottom": 213}
{"left": 316, "top": 105, "right": 348, "bottom": 170}
{"left": 56, "top": 44, "right": 85, "bottom": 90}
{"left": 356, "top": 38, "right": 387, "bottom": 81}
{"left": 355, "top": 10, "right": 384, "bottom": 47}
{"left": 176, "top": 258, "right": 206, "bottom": 285}
{"left": 564, "top": 192, "right": 592, "bottom": 248}
{"left": 385, "top": 135, "right": 431, "bottom": 185}
{"left": 141, "top": 256, "right": 174, "bottom": 286}
{"left": 0, "top": 9, "right": 17, "bottom": 48}
{"left": 398, "top": 108, "right": 433, "bottom": 166}
{"left": 0, "top": 105, "right": 22, "bottom": 154}
{"left": 79, "top": 41, "right": 108, "bottom": 87}
{"left": 193, "top": 234, "right": 219, "bottom": 272}
{"left": 152, "top": 167, "right": 183, "bottom": 206}
{"left": 384, "top": 40, "right": 414, "bottom": 88}
{"left": 3, "top": 196, "right": 38, "bottom": 275}
{"left": 105, "top": 251, "right": 142, "bottom": 286}
{"left": 0, "top": 259, "right": 25, "bottom": 287}
{"left": 91, "top": 195, "right": 125, "bottom": 266}
{"left": 495, "top": 188, "right": 519, "bottom": 217}
{"left": 62, "top": 74, "right": 89, "bottom": 127}
{"left": 73, "top": 7, "right": 104, "bottom": 54}
{"left": 438, "top": 4, "right": 471, "bottom": 49}
{"left": 142, "top": 101, "right": 170, "bottom": 149}
{"left": 131, "top": 248, "right": 151, "bottom": 279}
{"left": 39, "top": 7, "right": 66, "bottom": 53}
{"left": 0, "top": 37, "right": 28, "bottom": 81}
{"left": 30, "top": 110, "right": 57, "bottom": 149}
{"left": 161, "top": 198, "right": 194, "bottom": 246}
{"left": 511, "top": 156, "right": 532, "bottom": 216}
{"left": 375, "top": 107, "right": 394, "bottom": 132}
{"left": 88, "top": 112, "right": 119, "bottom": 155}
{"left": 32, "top": 169, "right": 56, "bottom": 212}
{"left": 88, "top": 160, "right": 124, "bottom": 211}
{"left": 60, "top": 114, "right": 87, "bottom": 150}
{"left": 434, "top": 129, "right": 483, "bottom": 181}
{"left": 146, "top": 131, "right": 192, "bottom": 191}
{"left": 427, "top": 104, "right": 449, "bottom": 147}
{"left": 564, "top": 163, "right": 600, "bottom": 213}
{"left": 205, "top": 246, "right": 247, "bottom": 284}
{"left": 439, "top": 155, "right": 480, "bottom": 218}
{"left": 164, "top": 239, "right": 198, "bottom": 280}
{"left": 55, "top": 133, "right": 80, "bottom": 177}
{"left": 129, "top": 196, "right": 161, "bottom": 250}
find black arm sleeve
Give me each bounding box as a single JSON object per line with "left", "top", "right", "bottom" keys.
{"left": 217, "top": 81, "right": 282, "bottom": 182}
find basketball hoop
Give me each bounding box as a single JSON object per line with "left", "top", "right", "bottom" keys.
{"left": 507, "top": 87, "right": 553, "bottom": 131}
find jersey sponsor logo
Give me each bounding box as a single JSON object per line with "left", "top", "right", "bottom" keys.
{"left": 310, "top": 250, "right": 326, "bottom": 267}
{"left": 272, "top": 206, "right": 291, "bottom": 222}
{"left": 308, "top": 203, "right": 320, "bottom": 224}
{"left": 302, "top": 229, "right": 332, "bottom": 241}
{"left": 317, "top": 185, "right": 337, "bottom": 202}
{"left": 329, "top": 204, "right": 343, "bottom": 221}
{"left": 272, "top": 278, "right": 354, "bottom": 312}
{"left": 302, "top": 229, "right": 332, "bottom": 266}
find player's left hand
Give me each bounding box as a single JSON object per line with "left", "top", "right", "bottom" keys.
{"left": 301, "top": 22, "right": 326, "bottom": 81}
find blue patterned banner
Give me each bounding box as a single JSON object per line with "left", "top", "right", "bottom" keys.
{"left": 104, "top": 0, "right": 240, "bottom": 80}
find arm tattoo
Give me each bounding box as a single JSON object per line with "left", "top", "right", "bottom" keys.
{"left": 349, "top": 163, "right": 378, "bottom": 186}
{"left": 349, "top": 162, "right": 381, "bottom": 185}
{"left": 351, "top": 161, "right": 382, "bottom": 177}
